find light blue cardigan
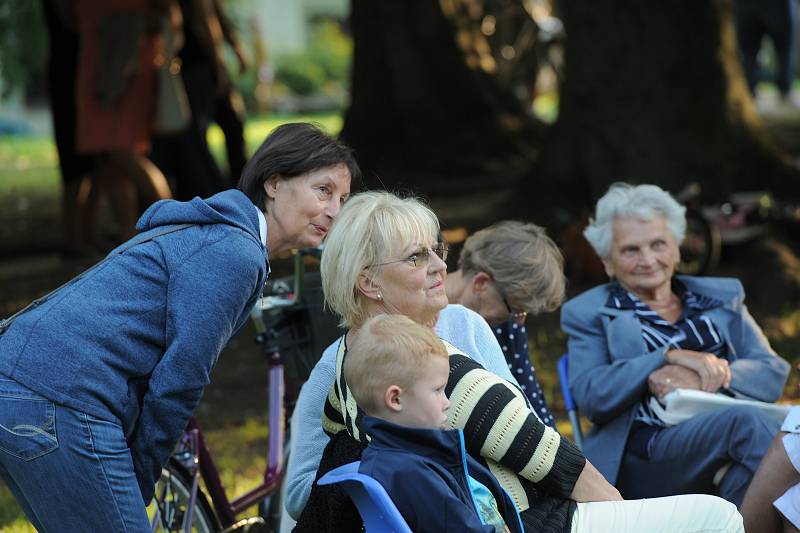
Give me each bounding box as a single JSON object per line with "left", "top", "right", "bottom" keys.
{"left": 561, "top": 275, "right": 790, "bottom": 484}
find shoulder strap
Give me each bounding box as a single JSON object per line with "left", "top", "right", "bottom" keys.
{"left": 0, "top": 223, "right": 194, "bottom": 335}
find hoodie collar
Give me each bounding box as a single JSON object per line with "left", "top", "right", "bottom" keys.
{"left": 362, "top": 415, "right": 462, "bottom": 466}
{"left": 255, "top": 205, "right": 267, "bottom": 247}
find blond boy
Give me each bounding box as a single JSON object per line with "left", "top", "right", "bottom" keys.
{"left": 343, "top": 314, "right": 523, "bottom": 533}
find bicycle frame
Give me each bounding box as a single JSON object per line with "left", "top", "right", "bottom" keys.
{"left": 171, "top": 344, "right": 284, "bottom": 530}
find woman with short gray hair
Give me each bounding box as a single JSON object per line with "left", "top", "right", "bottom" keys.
{"left": 583, "top": 183, "right": 687, "bottom": 259}
{"left": 562, "top": 182, "right": 790, "bottom": 505}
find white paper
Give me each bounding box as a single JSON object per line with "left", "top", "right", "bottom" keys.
{"left": 648, "top": 389, "right": 791, "bottom": 426}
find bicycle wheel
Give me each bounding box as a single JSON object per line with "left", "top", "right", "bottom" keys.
{"left": 679, "top": 209, "right": 721, "bottom": 275}
{"left": 148, "top": 458, "right": 221, "bottom": 533}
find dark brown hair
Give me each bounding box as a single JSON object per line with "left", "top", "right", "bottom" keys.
{"left": 237, "top": 122, "right": 361, "bottom": 210}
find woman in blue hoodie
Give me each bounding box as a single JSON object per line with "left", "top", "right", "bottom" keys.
{"left": 0, "top": 122, "right": 358, "bottom": 532}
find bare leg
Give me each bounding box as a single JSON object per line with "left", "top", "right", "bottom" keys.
{"left": 95, "top": 156, "right": 139, "bottom": 240}
{"left": 62, "top": 177, "right": 88, "bottom": 254}
{"left": 94, "top": 151, "right": 172, "bottom": 241}
{"left": 741, "top": 433, "right": 800, "bottom": 533}
{"left": 81, "top": 175, "right": 100, "bottom": 247}
{"left": 106, "top": 151, "right": 172, "bottom": 203}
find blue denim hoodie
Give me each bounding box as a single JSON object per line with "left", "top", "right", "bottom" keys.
{"left": 0, "top": 189, "right": 269, "bottom": 502}
{"left": 360, "top": 416, "right": 524, "bottom": 533}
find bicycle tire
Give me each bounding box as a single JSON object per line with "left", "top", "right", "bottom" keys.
{"left": 148, "top": 458, "right": 221, "bottom": 533}
{"left": 679, "top": 209, "right": 721, "bottom": 276}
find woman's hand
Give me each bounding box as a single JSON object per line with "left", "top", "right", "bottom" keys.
{"left": 570, "top": 460, "right": 624, "bottom": 502}
{"left": 647, "top": 365, "right": 702, "bottom": 399}
{"left": 665, "top": 349, "right": 731, "bottom": 393}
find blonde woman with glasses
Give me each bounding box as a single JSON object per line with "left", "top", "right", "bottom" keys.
{"left": 286, "top": 191, "right": 743, "bottom": 533}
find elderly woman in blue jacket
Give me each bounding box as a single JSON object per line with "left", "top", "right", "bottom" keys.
{"left": 0, "top": 123, "right": 357, "bottom": 532}
{"left": 561, "top": 183, "right": 790, "bottom": 506}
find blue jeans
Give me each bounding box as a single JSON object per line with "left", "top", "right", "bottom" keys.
{"left": 0, "top": 376, "right": 151, "bottom": 532}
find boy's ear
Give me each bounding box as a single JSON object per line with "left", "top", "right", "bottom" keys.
{"left": 357, "top": 271, "right": 382, "bottom": 301}
{"left": 384, "top": 385, "right": 403, "bottom": 413}
{"left": 470, "top": 271, "right": 492, "bottom": 293}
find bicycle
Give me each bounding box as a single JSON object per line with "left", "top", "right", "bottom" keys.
{"left": 147, "top": 248, "right": 343, "bottom": 532}
{"left": 675, "top": 183, "right": 800, "bottom": 276}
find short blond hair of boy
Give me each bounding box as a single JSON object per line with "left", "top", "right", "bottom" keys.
{"left": 344, "top": 314, "right": 449, "bottom": 415}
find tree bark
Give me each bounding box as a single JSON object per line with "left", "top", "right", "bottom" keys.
{"left": 526, "top": 0, "right": 799, "bottom": 216}
{"left": 340, "top": 0, "right": 541, "bottom": 195}
{"left": 340, "top": 0, "right": 800, "bottom": 224}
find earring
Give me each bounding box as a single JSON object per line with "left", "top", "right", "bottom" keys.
{"left": 377, "top": 293, "right": 383, "bottom": 301}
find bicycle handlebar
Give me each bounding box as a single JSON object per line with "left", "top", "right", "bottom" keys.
{"left": 250, "top": 247, "right": 323, "bottom": 336}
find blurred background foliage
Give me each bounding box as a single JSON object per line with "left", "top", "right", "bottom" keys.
{"left": 0, "top": 1, "right": 46, "bottom": 100}
{"left": 0, "top": 0, "right": 353, "bottom": 114}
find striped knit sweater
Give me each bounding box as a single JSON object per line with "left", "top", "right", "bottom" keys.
{"left": 322, "top": 337, "right": 586, "bottom": 532}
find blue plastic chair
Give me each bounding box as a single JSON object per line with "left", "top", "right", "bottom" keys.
{"left": 317, "top": 461, "right": 412, "bottom": 533}
{"left": 557, "top": 354, "right": 584, "bottom": 451}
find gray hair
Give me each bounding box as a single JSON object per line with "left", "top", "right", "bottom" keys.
{"left": 458, "top": 221, "right": 565, "bottom": 315}
{"left": 584, "top": 183, "right": 686, "bottom": 258}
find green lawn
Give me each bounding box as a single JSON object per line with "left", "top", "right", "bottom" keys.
{"left": 0, "top": 112, "right": 343, "bottom": 194}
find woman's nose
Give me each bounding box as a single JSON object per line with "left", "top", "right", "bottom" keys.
{"left": 325, "top": 198, "right": 342, "bottom": 219}
{"left": 639, "top": 248, "right": 656, "bottom": 265}
{"left": 428, "top": 249, "right": 447, "bottom": 271}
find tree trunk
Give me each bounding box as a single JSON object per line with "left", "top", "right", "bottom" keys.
{"left": 340, "top": 0, "right": 799, "bottom": 225}
{"left": 526, "top": 0, "right": 799, "bottom": 216}
{"left": 340, "top": 0, "right": 541, "bottom": 196}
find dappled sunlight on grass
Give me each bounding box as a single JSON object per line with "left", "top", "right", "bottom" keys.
{"left": 763, "top": 310, "right": 800, "bottom": 401}
{"left": 200, "top": 418, "right": 271, "bottom": 499}
{"left": 0, "top": 483, "right": 34, "bottom": 532}
{"left": 764, "top": 309, "right": 800, "bottom": 340}
{"left": 207, "top": 112, "right": 343, "bottom": 158}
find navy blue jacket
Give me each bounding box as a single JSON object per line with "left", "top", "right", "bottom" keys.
{"left": 360, "top": 416, "right": 524, "bottom": 533}
{"left": 0, "top": 189, "right": 269, "bottom": 502}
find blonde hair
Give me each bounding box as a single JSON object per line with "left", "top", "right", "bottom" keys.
{"left": 458, "top": 221, "right": 566, "bottom": 315}
{"left": 584, "top": 183, "right": 686, "bottom": 258}
{"left": 321, "top": 191, "right": 440, "bottom": 328}
{"left": 344, "top": 314, "right": 448, "bottom": 415}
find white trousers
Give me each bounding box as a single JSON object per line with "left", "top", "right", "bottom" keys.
{"left": 571, "top": 494, "right": 744, "bottom": 533}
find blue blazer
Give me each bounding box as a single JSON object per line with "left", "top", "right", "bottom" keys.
{"left": 560, "top": 276, "right": 790, "bottom": 484}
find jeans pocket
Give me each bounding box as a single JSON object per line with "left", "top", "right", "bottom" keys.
{"left": 0, "top": 385, "right": 58, "bottom": 461}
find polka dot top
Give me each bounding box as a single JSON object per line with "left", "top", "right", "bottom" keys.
{"left": 493, "top": 319, "right": 556, "bottom": 428}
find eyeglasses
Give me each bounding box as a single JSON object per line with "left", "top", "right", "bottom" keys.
{"left": 494, "top": 282, "right": 528, "bottom": 325}
{"left": 503, "top": 297, "right": 528, "bottom": 325}
{"left": 369, "top": 243, "right": 449, "bottom": 269}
